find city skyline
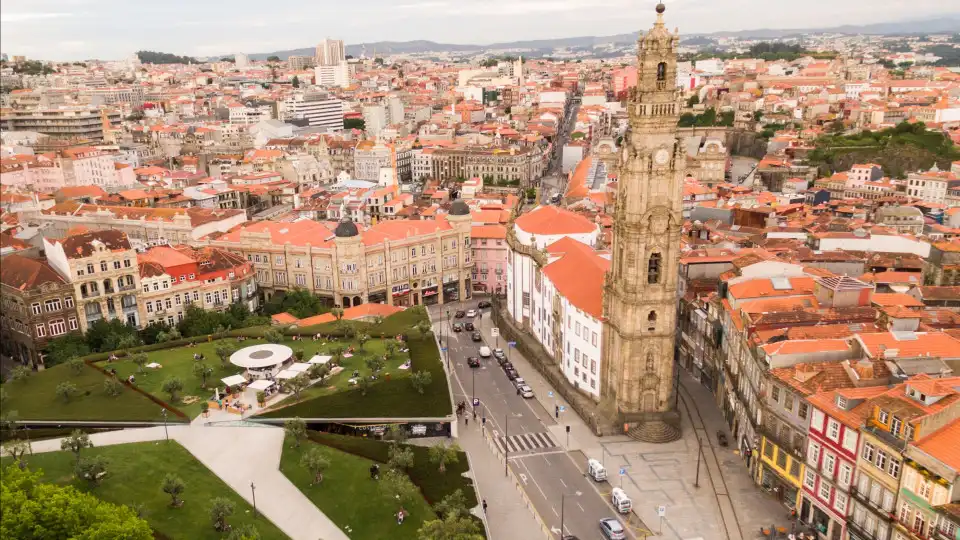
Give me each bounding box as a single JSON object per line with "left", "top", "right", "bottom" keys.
{"left": 1, "top": 0, "right": 955, "bottom": 61}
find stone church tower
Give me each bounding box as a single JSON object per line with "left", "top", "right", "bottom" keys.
{"left": 600, "top": 3, "right": 684, "bottom": 442}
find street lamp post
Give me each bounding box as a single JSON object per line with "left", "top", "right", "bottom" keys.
{"left": 694, "top": 437, "right": 703, "bottom": 488}
{"left": 560, "top": 493, "right": 566, "bottom": 538}
{"left": 160, "top": 408, "right": 168, "bottom": 442}
{"left": 250, "top": 481, "right": 257, "bottom": 517}
{"left": 504, "top": 414, "right": 510, "bottom": 477}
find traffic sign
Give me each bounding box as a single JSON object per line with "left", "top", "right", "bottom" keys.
{"left": 491, "top": 327, "right": 499, "bottom": 337}
{"left": 559, "top": 405, "right": 566, "bottom": 413}
{"left": 507, "top": 341, "right": 517, "bottom": 347}
{"left": 440, "top": 347, "right": 447, "bottom": 352}
{"left": 619, "top": 467, "right": 626, "bottom": 476}
{"left": 657, "top": 505, "right": 666, "bottom": 517}
{"left": 548, "top": 391, "right": 554, "bottom": 398}
{"left": 472, "top": 398, "right": 480, "bottom": 407}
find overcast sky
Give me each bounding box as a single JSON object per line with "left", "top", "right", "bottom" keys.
{"left": 0, "top": 0, "right": 955, "bottom": 61}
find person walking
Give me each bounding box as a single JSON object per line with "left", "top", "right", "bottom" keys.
{"left": 464, "top": 414, "right": 469, "bottom": 426}
{"left": 482, "top": 499, "right": 488, "bottom": 514}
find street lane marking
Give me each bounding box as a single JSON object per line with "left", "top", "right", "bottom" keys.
{"left": 560, "top": 478, "right": 567, "bottom": 488}
{"left": 496, "top": 431, "right": 557, "bottom": 455}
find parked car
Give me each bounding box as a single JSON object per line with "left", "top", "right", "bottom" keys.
{"left": 505, "top": 368, "right": 519, "bottom": 380}
{"left": 599, "top": 518, "right": 626, "bottom": 540}
{"left": 478, "top": 300, "right": 492, "bottom": 309}
{"left": 454, "top": 310, "right": 466, "bottom": 318}
{"left": 501, "top": 362, "right": 514, "bottom": 372}
{"left": 452, "top": 322, "right": 464, "bottom": 332}
{"left": 471, "top": 331, "right": 482, "bottom": 342}
{"left": 467, "top": 356, "right": 481, "bottom": 368}
{"left": 464, "top": 322, "right": 475, "bottom": 331}
{"left": 497, "top": 355, "right": 509, "bottom": 366}
{"left": 513, "top": 377, "right": 526, "bottom": 389}
{"left": 492, "top": 348, "right": 506, "bottom": 361}
{"left": 466, "top": 309, "right": 478, "bottom": 318}
{"left": 519, "top": 385, "right": 535, "bottom": 399}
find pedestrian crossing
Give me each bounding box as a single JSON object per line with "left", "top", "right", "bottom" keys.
{"left": 495, "top": 431, "right": 558, "bottom": 455}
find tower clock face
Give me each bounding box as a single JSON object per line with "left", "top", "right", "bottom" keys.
{"left": 654, "top": 149, "right": 670, "bottom": 165}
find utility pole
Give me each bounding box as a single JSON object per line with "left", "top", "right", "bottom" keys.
{"left": 694, "top": 438, "right": 703, "bottom": 488}
{"left": 250, "top": 481, "right": 257, "bottom": 517}
{"left": 160, "top": 408, "right": 169, "bottom": 442}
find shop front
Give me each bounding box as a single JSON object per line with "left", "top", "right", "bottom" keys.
{"left": 759, "top": 463, "right": 800, "bottom": 511}
{"left": 392, "top": 284, "right": 411, "bottom": 307}
{"left": 368, "top": 290, "right": 387, "bottom": 305}
{"left": 422, "top": 285, "right": 439, "bottom": 306}
{"left": 442, "top": 274, "right": 459, "bottom": 303}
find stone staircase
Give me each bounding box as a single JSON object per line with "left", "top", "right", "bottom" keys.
{"left": 626, "top": 419, "right": 682, "bottom": 443}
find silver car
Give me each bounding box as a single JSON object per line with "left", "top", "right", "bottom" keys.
{"left": 599, "top": 518, "right": 626, "bottom": 540}
{"left": 519, "top": 385, "right": 535, "bottom": 399}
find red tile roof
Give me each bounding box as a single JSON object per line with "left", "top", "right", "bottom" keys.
{"left": 514, "top": 206, "right": 596, "bottom": 236}
{"left": 542, "top": 238, "right": 609, "bottom": 319}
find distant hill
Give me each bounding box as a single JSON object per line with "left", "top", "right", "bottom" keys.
{"left": 247, "top": 16, "right": 959, "bottom": 60}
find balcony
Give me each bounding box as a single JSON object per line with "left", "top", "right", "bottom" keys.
{"left": 849, "top": 486, "right": 895, "bottom": 521}
{"left": 760, "top": 424, "right": 804, "bottom": 461}
{"left": 119, "top": 283, "right": 137, "bottom": 292}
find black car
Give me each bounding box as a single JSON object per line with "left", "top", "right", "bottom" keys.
{"left": 454, "top": 310, "right": 466, "bottom": 318}
{"left": 505, "top": 368, "right": 519, "bottom": 380}
{"left": 464, "top": 322, "right": 475, "bottom": 331}
{"left": 497, "top": 355, "right": 508, "bottom": 366}
{"left": 452, "top": 322, "right": 464, "bottom": 332}
{"left": 471, "top": 331, "right": 482, "bottom": 342}
{"left": 467, "top": 356, "right": 481, "bottom": 368}
{"left": 501, "top": 362, "right": 514, "bottom": 372}
{"left": 478, "top": 300, "right": 492, "bottom": 309}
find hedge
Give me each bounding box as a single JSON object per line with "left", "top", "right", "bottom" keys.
{"left": 256, "top": 333, "right": 451, "bottom": 419}
{"left": 306, "top": 431, "right": 477, "bottom": 509}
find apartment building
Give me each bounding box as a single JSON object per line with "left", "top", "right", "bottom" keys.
{"left": 82, "top": 86, "right": 145, "bottom": 107}
{"left": 43, "top": 230, "right": 146, "bottom": 332}
{"left": 906, "top": 167, "right": 956, "bottom": 205}
{"left": 211, "top": 202, "right": 474, "bottom": 307}
{"left": 470, "top": 224, "right": 508, "bottom": 295}
{"left": 315, "top": 39, "right": 345, "bottom": 66}
{"left": 430, "top": 146, "right": 546, "bottom": 186}
{"left": 138, "top": 245, "right": 258, "bottom": 327}
{"left": 0, "top": 107, "right": 121, "bottom": 141}
{"left": 0, "top": 254, "right": 79, "bottom": 368}
{"left": 278, "top": 92, "right": 344, "bottom": 131}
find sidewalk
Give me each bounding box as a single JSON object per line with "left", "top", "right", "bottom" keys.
{"left": 28, "top": 424, "right": 350, "bottom": 540}
{"left": 473, "top": 313, "right": 785, "bottom": 540}
{"left": 429, "top": 308, "right": 545, "bottom": 540}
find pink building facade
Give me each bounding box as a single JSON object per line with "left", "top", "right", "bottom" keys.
{"left": 471, "top": 224, "right": 508, "bottom": 295}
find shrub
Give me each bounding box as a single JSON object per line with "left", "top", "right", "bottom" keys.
{"left": 161, "top": 377, "right": 184, "bottom": 402}
{"left": 67, "top": 358, "right": 85, "bottom": 375}
{"left": 75, "top": 455, "right": 108, "bottom": 488}
{"left": 103, "top": 378, "right": 124, "bottom": 397}
{"left": 55, "top": 381, "right": 78, "bottom": 403}
{"left": 209, "top": 497, "right": 235, "bottom": 532}
{"left": 161, "top": 473, "right": 185, "bottom": 507}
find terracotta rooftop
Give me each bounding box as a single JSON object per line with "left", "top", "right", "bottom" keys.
{"left": 542, "top": 238, "right": 609, "bottom": 319}
{"left": 0, "top": 254, "right": 67, "bottom": 291}
{"left": 514, "top": 205, "right": 596, "bottom": 236}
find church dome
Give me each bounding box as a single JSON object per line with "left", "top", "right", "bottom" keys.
{"left": 449, "top": 200, "right": 470, "bottom": 216}
{"left": 334, "top": 218, "right": 359, "bottom": 238}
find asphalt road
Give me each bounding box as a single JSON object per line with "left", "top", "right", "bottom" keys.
{"left": 429, "top": 301, "right": 632, "bottom": 540}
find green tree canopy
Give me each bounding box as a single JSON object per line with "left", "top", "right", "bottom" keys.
{"left": 266, "top": 55, "right": 281, "bottom": 62}
{"left": 263, "top": 288, "right": 327, "bottom": 319}
{"left": 1, "top": 465, "right": 152, "bottom": 539}
{"left": 43, "top": 334, "right": 90, "bottom": 367}
{"left": 136, "top": 50, "right": 198, "bottom": 64}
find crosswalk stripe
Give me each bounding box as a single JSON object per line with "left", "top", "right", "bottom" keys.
{"left": 495, "top": 431, "right": 559, "bottom": 456}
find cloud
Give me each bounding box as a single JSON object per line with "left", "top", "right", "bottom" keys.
{"left": 0, "top": 12, "right": 71, "bottom": 22}
{"left": 395, "top": 1, "right": 449, "bottom": 9}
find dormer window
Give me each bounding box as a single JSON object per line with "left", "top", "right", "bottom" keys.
{"left": 836, "top": 395, "right": 847, "bottom": 409}
{"left": 878, "top": 409, "right": 889, "bottom": 424}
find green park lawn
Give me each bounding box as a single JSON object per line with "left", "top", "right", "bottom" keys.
{"left": 2, "top": 441, "right": 287, "bottom": 540}
{"left": 1, "top": 362, "right": 172, "bottom": 422}
{"left": 279, "top": 435, "right": 435, "bottom": 540}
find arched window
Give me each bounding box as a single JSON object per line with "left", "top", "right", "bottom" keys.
{"left": 648, "top": 253, "right": 662, "bottom": 284}
{"left": 656, "top": 62, "right": 667, "bottom": 82}
{"left": 647, "top": 311, "right": 657, "bottom": 331}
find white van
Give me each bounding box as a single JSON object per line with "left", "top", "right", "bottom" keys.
{"left": 611, "top": 487, "right": 632, "bottom": 514}
{"left": 479, "top": 346, "right": 491, "bottom": 358}
{"left": 587, "top": 459, "right": 607, "bottom": 482}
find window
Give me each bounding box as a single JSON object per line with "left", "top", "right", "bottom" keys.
{"left": 804, "top": 469, "right": 817, "bottom": 490}
{"left": 789, "top": 460, "right": 801, "bottom": 478}
{"left": 824, "top": 452, "right": 836, "bottom": 475}
{"left": 764, "top": 441, "right": 775, "bottom": 459}
{"left": 842, "top": 429, "right": 857, "bottom": 453}
{"left": 834, "top": 492, "right": 847, "bottom": 514}
{"left": 784, "top": 393, "right": 794, "bottom": 411}
{"left": 647, "top": 253, "right": 661, "bottom": 284}
{"left": 189, "top": 273, "right": 195, "bottom": 279}
{"left": 275, "top": 255, "right": 284, "bottom": 266}
{"left": 811, "top": 408, "right": 825, "bottom": 431}
{"left": 592, "top": 331, "right": 597, "bottom": 346}
{"left": 890, "top": 416, "right": 902, "bottom": 436}
{"left": 808, "top": 442, "right": 821, "bottom": 466}
{"left": 827, "top": 419, "right": 840, "bottom": 441}
{"left": 798, "top": 402, "right": 808, "bottom": 420}
{"left": 862, "top": 442, "right": 875, "bottom": 462}
{"left": 771, "top": 385, "right": 781, "bottom": 403}
{"left": 647, "top": 311, "right": 657, "bottom": 331}
{"left": 205, "top": 293, "right": 213, "bottom": 304}
{"left": 31, "top": 303, "right": 41, "bottom": 315}
{"left": 776, "top": 448, "right": 788, "bottom": 469}
{"left": 656, "top": 61, "right": 667, "bottom": 81}
{"left": 87, "top": 263, "right": 95, "bottom": 274}
{"left": 192, "top": 291, "right": 199, "bottom": 301}
{"left": 64, "top": 296, "right": 74, "bottom": 309}
{"left": 878, "top": 409, "right": 889, "bottom": 424}
{"left": 918, "top": 481, "right": 932, "bottom": 500}
{"left": 818, "top": 482, "right": 831, "bottom": 501}
{"left": 45, "top": 299, "right": 62, "bottom": 312}
{"left": 35, "top": 323, "right": 45, "bottom": 337}
{"left": 124, "top": 259, "right": 131, "bottom": 268}
{"left": 875, "top": 450, "right": 888, "bottom": 471}
{"left": 888, "top": 458, "right": 901, "bottom": 479}
{"left": 68, "top": 317, "right": 78, "bottom": 331}
{"left": 164, "top": 298, "right": 172, "bottom": 309}
{"left": 100, "top": 261, "right": 108, "bottom": 272}
{"left": 839, "top": 464, "right": 853, "bottom": 487}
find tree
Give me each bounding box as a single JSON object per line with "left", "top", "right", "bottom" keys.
{"left": 75, "top": 455, "right": 108, "bottom": 488}
{"left": 294, "top": 348, "right": 305, "bottom": 361}
{"left": 357, "top": 333, "right": 370, "bottom": 351}
{"left": 343, "top": 118, "right": 366, "bottom": 130}
{"left": 162, "top": 473, "right": 186, "bottom": 507}
{"left": 131, "top": 352, "right": 149, "bottom": 373}
{"left": 686, "top": 94, "right": 700, "bottom": 107}
{"left": 428, "top": 441, "right": 460, "bottom": 473}
{"left": 103, "top": 378, "right": 123, "bottom": 397}
{"left": 268, "top": 63, "right": 279, "bottom": 82}
{"left": 379, "top": 469, "right": 417, "bottom": 511}
{"left": 43, "top": 334, "right": 90, "bottom": 367}
{"left": 136, "top": 50, "right": 198, "bottom": 64}
{"left": 331, "top": 307, "right": 344, "bottom": 322}
{"left": 365, "top": 355, "right": 385, "bottom": 375}
{"left": 226, "top": 524, "right": 262, "bottom": 540}
{"left": 308, "top": 363, "right": 330, "bottom": 383}
{"left": 84, "top": 319, "right": 141, "bottom": 352}
{"left": 162, "top": 377, "right": 184, "bottom": 402}
{"left": 331, "top": 345, "right": 345, "bottom": 365}
{"left": 292, "top": 75, "right": 300, "bottom": 88}
{"left": 300, "top": 446, "right": 330, "bottom": 484}
{"left": 388, "top": 444, "right": 414, "bottom": 472}
{"left": 264, "top": 288, "right": 326, "bottom": 319}
{"left": 374, "top": 57, "right": 385, "bottom": 65}
{"left": 209, "top": 497, "right": 235, "bottom": 532}
{"left": 417, "top": 514, "right": 484, "bottom": 540}
{"left": 3, "top": 439, "right": 30, "bottom": 470}
{"left": 1, "top": 465, "right": 152, "bottom": 539}
{"left": 415, "top": 320, "right": 432, "bottom": 337}
{"left": 266, "top": 55, "right": 281, "bottom": 62}
{"left": 61, "top": 430, "right": 93, "bottom": 464}
{"left": 264, "top": 328, "right": 285, "bottom": 344}
{"left": 140, "top": 321, "right": 172, "bottom": 345}
{"left": 56, "top": 381, "right": 78, "bottom": 403}
{"left": 214, "top": 343, "right": 237, "bottom": 367}
{"left": 284, "top": 373, "right": 310, "bottom": 402}
{"left": 284, "top": 417, "right": 307, "bottom": 447}
{"left": 384, "top": 341, "right": 397, "bottom": 360}
{"left": 9, "top": 365, "right": 30, "bottom": 382}
{"left": 410, "top": 370, "right": 432, "bottom": 395}
{"left": 193, "top": 362, "right": 214, "bottom": 388}
{"left": 434, "top": 489, "right": 469, "bottom": 518}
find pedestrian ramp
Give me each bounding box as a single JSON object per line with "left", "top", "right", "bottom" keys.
{"left": 495, "top": 431, "right": 558, "bottom": 455}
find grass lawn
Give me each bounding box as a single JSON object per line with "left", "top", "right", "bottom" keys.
{"left": 1, "top": 362, "right": 172, "bottom": 422}
{"left": 1, "top": 441, "right": 287, "bottom": 540}
{"left": 279, "top": 435, "right": 434, "bottom": 540}
{"left": 256, "top": 333, "right": 451, "bottom": 419}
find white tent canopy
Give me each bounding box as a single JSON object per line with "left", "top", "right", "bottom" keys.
{"left": 221, "top": 375, "right": 248, "bottom": 387}
{"left": 289, "top": 363, "right": 311, "bottom": 373}
{"left": 308, "top": 355, "right": 332, "bottom": 365}
{"left": 246, "top": 379, "right": 275, "bottom": 391}
{"left": 230, "top": 344, "right": 293, "bottom": 369}
{"left": 275, "top": 369, "right": 301, "bottom": 380}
